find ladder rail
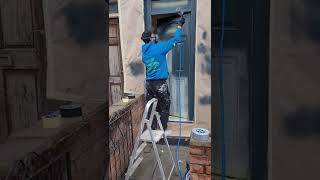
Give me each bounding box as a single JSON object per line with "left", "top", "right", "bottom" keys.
{"left": 156, "top": 112, "right": 178, "bottom": 177}
{"left": 125, "top": 120, "right": 144, "bottom": 180}
{"left": 142, "top": 98, "right": 158, "bottom": 123}
{"left": 147, "top": 123, "right": 166, "bottom": 180}
{"left": 125, "top": 98, "right": 176, "bottom": 180}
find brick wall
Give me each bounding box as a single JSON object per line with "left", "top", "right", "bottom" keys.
{"left": 42, "top": 103, "right": 108, "bottom": 180}
{"left": 67, "top": 103, "right": 108, "bottom": 180}
{"left": 1, "top": 95, "right": 144, "bottom": 180}
{"left": 189, "top": 137, "right": 212, "bottom": 180}
{"left": 129, "top": 94, "right": 145, "bottom": 142}
{"left": 0, "top": 102, "right": 108, "bottom": 180}
{"left": 108, "top": 94, "right": 144, "bottom": 180}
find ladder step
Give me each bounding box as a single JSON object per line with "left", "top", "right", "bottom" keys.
{"left": 140, "top": 130, "right": 164, "bottom": 143}
{"left": 127, "top": 156, "right": 144, "bottom": 177}
{"left": 134, "top": 142, "right": 147, "bottom": 160}
{"left": 125, "top": 99, "right": 178, "bottom": 180}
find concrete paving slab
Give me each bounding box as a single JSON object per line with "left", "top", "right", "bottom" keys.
{"left": 129, "top": 144, "right": 189, "bottom": 180}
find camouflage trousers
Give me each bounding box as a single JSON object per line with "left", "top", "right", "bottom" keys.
{"left": 145, "top": 79, "right": 170, "bottom": 130}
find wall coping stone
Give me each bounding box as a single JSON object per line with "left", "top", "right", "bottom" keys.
{"left": 109, "top": 94, "right": 144, "bottom": 123}
{"left": 190, "top": 136, "right": 211, "bottom": 148}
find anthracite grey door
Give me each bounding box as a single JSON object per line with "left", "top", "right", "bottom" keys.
{"left": 212, "top": 0, "right": 252, "bottom": 179}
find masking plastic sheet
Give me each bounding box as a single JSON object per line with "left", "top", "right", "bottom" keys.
{"left": 118, "top": 0, "right": 145, "bottom": 93}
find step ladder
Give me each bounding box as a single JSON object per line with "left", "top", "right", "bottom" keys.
{"left": 125, "top": 98, "right": 176, "bottom": 180}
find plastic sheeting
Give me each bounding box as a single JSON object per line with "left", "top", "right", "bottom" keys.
{"left": 43, "top": 0, "right": 107, "bottom": 103}
{"left": 118, "top": 0, "right": 145, "bottom": 93}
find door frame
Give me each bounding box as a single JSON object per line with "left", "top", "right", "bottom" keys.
{"left": 248, "top": 0, "right": 270, "bottom": 179}
{"left": 212, "top": 0, "right": 270, "bottom": 179}
{"left": 144, "top": 0, "right": 197, "bottom": 121}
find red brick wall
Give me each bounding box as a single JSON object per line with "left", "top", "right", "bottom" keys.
{"left": 1, "top": 95, "right": 144, "bottom": 180}
{"left": 1, "top": 103, "right": 108, "bottom": 180}
{"left": 130, "top": 94, "right": 145, "bottom": 142}
{"left": 68, "top": 103, "right": 108, "bottom": 180}
{"left": 189, "top": 137, "right": 212, "bottom": 180}
{"left": 108, "top": 94, "right": 144, "bottom": 180}
{"left": 45, "top": 103, "right": 108, "bottom": 180}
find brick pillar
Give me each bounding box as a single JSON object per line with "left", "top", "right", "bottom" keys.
{"left": 189, "top": 136, "right": 212, "bottom": 180}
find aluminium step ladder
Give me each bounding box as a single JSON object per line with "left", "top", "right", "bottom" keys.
{"left": 125, "top": 98, "right": 177, "bottom": 180}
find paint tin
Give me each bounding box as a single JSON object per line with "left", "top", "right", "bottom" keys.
{"left": 191, "top": 128, "right": 210, "bottom": 141}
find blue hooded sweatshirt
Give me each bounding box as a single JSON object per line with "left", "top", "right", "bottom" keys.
{"left": 142, "top": 28, "right": 183, "bottom": 80}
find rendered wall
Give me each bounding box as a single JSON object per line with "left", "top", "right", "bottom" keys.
{"left": 43, "top": 0, "right": 107, "bottom": 103}
{"left": 194, "top": 0, "right": 211, "bottom": 128}
{"left": 269, "top": 0, "right": 320, "bottom": 179}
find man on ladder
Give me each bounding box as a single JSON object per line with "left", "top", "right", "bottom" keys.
{"left": 140, "top": 16, "right": 185, "bottom": 131}
{"left": 125, "top": 12, "right": 186, "bottom": 180}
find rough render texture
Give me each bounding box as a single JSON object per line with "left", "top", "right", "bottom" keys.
{"left": 118, "top": 0, "right": 145, "bottom": 94}
{"left": 189, "top": 137, "right": 212, "bottom": 180}
{"left": 43, "top": 0, "right": 107, "bottom": 102}
{"left": 108, "top": 94, "right": 144, "bottom": 180}
{"left": 269, "top": 0, "right": 320, "bottom": 179}
{"left": 194, "top": 0, "right": 211, "bottom": 128}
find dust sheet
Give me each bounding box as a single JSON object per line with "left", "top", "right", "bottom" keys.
{"left": 118, "top": 0, "right": 145, "bottom": 94}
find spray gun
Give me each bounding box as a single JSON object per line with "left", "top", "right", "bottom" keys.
{"left": 176, "top": 7, "right": 185, "bottom": 18}
{"left": 176, "top": 8, "right": 185, "bottom": 27}
{"left": 175, "top": 8, "right": 186, "bottom": 46}
{"left": 151, "top": 8, "right": 184, "bottom": 44}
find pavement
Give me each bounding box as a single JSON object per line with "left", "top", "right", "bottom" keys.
{"left": 129, "top": 143, "right": 189, "bottom": 180}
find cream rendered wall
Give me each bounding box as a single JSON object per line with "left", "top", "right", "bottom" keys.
{"left": 194, "top": 0, "right": 211, "bottom": 128}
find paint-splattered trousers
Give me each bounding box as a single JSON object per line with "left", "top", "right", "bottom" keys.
{"left": 146, "top": 79, "right": 170, "bottom": 130}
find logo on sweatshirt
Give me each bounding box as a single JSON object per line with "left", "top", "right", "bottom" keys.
{"left": 145, "top": 58, "right": 160, "bottom": 76}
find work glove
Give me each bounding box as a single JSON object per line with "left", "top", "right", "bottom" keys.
{"left": 177, "top": 17, "right": 185, "bottom": 27}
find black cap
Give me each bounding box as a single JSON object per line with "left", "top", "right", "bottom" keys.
{"left": 141, "top": 31, "right": 152, "bottom": 40}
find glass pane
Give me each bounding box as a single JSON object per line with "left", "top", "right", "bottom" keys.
{"left": 152, "top": 0, "right": 189, "bottom": 10}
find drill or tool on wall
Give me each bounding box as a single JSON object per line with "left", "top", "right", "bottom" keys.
{"left": 176, "top": 7, "right": 185, "bottom": 27}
